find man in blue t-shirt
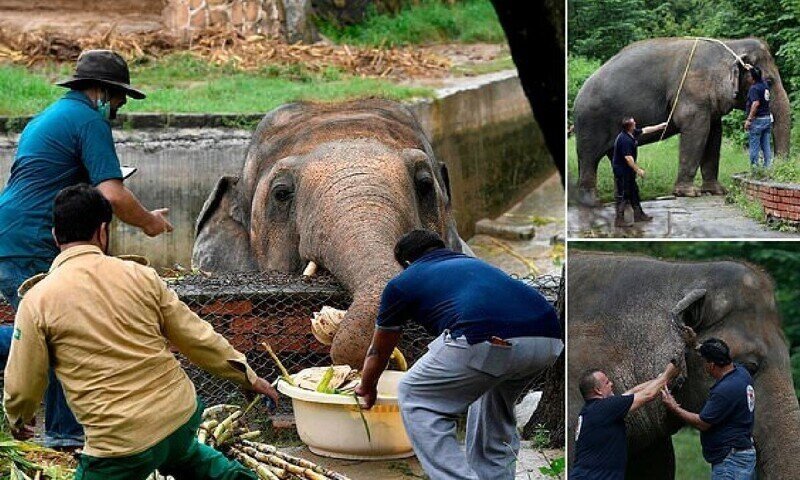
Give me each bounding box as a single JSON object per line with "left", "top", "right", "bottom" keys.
{"left": 354, "top": 229, "right": 563, "bottom": 480}
{"left": 570, "top": 361, "right": 679, "bottom": 479}
{"left": 0, "top": 50, "right": 172, "bottom": 449}
{"left": 611, "top": 118, "right": 667, "bottom": 227}
{"left": 743, "top": 66, "right": 772, "bottom": 169}
{"left": 662, "top": 338, "right": 756, "bottom": 479}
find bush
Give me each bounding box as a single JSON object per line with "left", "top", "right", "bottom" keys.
{"left": 568, "top": 55, "right": 601, "bottom": 124}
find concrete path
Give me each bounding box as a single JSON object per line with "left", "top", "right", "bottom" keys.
{"left": 284, "top": 442, "right": 563, "bottom": 479}
{"left": 469, "top": 172, "right": 564, "bottom": 276}
{"left": 568, "top": 195, "right": 799, "bottom": 238}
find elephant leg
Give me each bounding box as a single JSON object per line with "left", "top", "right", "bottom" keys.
{"left": 672, "top": 110, "right": 710, "bottom": 197}
{"left": 700, "top": 118, "right": 726, "bottom": 195}
{"left": 576, "top": 134, "right": 609, "bottom": 206}
{"left": 626, "top": 437, "right": 676, "bottom": 480}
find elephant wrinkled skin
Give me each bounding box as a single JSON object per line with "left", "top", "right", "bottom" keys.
{"left": 568, "top": 252, "right": 800, "bottom": 479}
{"left": 192, "top": 99, "right": 469, "bottom": 368}
{"left": 575, "top": 37, "right": 791, "bottom": 206}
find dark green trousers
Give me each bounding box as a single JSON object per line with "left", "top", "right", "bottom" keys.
{"left": 74, "top": 400, "right": 256, "bottom": 480}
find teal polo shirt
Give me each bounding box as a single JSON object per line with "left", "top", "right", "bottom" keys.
{"left": 0, "top": 90, "right": 123, "bottom": 259}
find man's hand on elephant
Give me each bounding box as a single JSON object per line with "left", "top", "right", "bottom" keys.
{"left": 355, "top": 382, "right": 378, "bottom": 410}
{"left": 664, "top": 361, "right": 680, "bottom": 380}
{"left": 636, "top": 168, "right": 646, "bottom": 178}
{"left": 661, "top": 387, "right": 679, "bottom": 411}
{"left": 143, "top": 208, "right": 173, "bottom": 237}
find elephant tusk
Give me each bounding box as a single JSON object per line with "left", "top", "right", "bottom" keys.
{"left": 302, "top": 261, "right": 318, "bottom": 278}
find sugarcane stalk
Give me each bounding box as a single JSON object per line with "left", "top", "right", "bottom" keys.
{"left": 231, "top": 448, "right": 281, "bottom": 480}
{"left": 202, "top": 404, "right": 238, "bottom": 420}
{"left": 215, "top": 419, "right": 240, "bottom": 445}
{"left": 240, "top": 441, "right": 351, "bottom": 480}
{"left": 262, "top": 342, "right": 295, "bottom": 386}
{"left": 212, "top": 410, "right": 242, "bottom": 441}
{"left": 237, "top": 430, "right": 261, "bottom": 440}
{"left": 316, "top": 367, "right": 335, "bottom": 393}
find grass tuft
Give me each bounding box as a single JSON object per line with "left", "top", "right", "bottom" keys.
{"left": 317, "top": 0, "right": 505, "bottom": 46}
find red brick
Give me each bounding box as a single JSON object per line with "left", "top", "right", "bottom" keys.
{"left": 231, "top": 315, "right": 258, "bottom": 334}
{"left": 200, "top": 300, "right": 253, "bottom": 316}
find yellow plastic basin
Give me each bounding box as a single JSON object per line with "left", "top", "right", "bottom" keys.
{"left": 277, "top": 370, "right": 414, "bottom": 460}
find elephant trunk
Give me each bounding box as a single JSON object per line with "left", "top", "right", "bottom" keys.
{"left": 768, "top": 76, "right": 791, "bottom": 158}
{"left": 752, "top": 365, "right": 800, "bottom": 478}
{"left": 297, "top": 160, "right": 415, "bottom": 368}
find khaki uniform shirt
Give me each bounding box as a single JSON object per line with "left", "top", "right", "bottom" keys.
{"left": 3, "top": 245, "right": 258, "bottom": 458}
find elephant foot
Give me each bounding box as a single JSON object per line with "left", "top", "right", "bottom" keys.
{"left": 701, "top": 181, "right": 728, "bottom": 196}
{"left": 577, "top": 187, "right": 600, "bottom": 207}
{"left": 673, "top": 184, "right": 701, "bottom": 197}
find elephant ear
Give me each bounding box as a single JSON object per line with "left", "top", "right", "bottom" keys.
{"left": 670, "top": 288, "right": 707, "bottom": 355}
{"left": 436, "top": 160, "right": 472, "bottom": 255}
{"left": 192, "top": 176, "right": 257, "bottom": 271}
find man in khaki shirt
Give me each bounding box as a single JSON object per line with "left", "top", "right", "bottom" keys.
{"left": 4, "top": 184, "right": 278, "bottom": 479}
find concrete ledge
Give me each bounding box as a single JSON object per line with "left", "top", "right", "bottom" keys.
{"left": 733, "top": 173, "right": 800, "bottom": 222}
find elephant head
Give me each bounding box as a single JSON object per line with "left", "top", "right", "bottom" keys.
{"left": 192, "top": 100, "right": 467, "bottom": 367}
{"left": 727, "top": 38, "right": 791, "bottom": 157}
{"left": 568, "top": 252, "right": 800, "bottom": 479}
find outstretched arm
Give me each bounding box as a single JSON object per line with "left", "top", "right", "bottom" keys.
{"left": 661, "top": 388, "right": 712, "bottom": 431}
{"left": 626, "top": 362, "right": 680, "bottom": 412}
{"left": 642, "top": 122, "right": 669, "bottom": 135}
{"left": 355, "top": 328, "right": 401, "bottom": 409}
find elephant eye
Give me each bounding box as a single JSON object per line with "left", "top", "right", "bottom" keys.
{"left": 415, "top": 171, "right": 435, "bottom": 196}
{"left": 271, "top": 184, "right": 294, "bottom": 203}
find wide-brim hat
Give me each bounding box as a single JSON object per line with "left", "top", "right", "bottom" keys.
{"left": 56, "top": 49, "right": 146, "bottom": 100}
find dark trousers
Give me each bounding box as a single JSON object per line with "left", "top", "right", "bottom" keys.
{"left": 614, "top": 171, "right": 642, "bottom": 208}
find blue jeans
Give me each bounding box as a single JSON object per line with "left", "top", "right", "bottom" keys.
{"left": 0, "top": 257, "right": 85, "bottom": 448}
{"left": 712, "top": 448, "right": 756, "bottom": 480}
{"left": 748, "top": 117, "right": 772, "bottom": 168}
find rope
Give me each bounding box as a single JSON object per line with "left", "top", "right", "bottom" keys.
{"left": 660, "top": 37, "right": 700, "bottom": 143}
{"left": 685, "top": 36, "right": 748, "bottom": 68}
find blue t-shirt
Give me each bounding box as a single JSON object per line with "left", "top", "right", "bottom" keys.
{"left": 699, "top": 365, "right": 755, "bottom": 465}
{"left": 0, "top": 91, "right": 123, "bottom": 259}
{"left": 612, "top": 128, "right": 642, "bottom": 176}
{"left": 375, "top": 249, "right": 561, "bottom": 343}
{"left": 570, "top": 394, "right": 634, "bottom": 480}
{"left": 746, "top": 81, "right": 770, "bottom": 118}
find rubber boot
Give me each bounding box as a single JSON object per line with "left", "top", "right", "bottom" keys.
{"left": 633, "top": 205, "right": 653, "bottom": 223}
{"left": 614, "top": 201, "right": 633, "bottom": 227}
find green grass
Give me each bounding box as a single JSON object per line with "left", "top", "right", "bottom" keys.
{"left": 567, "top": 136, "right": 750, "bottom": 203}
{"left": 673, "top": 429, "right": 711, "bottom": 479}
{"left": 0, "top": 55, "right": 434, "bottom": 116}
{"left": 317, "top": 0, "right": 505, "bottom": 46}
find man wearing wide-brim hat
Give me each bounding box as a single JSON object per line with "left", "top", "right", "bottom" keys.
{"left": 0, "top": 50, "right": 173, "bottom": 449}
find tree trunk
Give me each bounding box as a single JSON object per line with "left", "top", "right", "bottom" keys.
{"left": 523, "top": 269, "right": 565, "bottom": 448}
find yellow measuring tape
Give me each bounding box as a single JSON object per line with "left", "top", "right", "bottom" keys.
{"left": 660, "top": 37, "right": 700, "bottom": 143}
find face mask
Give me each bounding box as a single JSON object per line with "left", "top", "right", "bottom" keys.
{"left": 96, "top": 95, "right": 111, "bottom": 122}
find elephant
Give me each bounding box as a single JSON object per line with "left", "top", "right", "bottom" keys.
{"left": 574, "top": 37, "right": 791, "bottom": 206}
{"left": 567, "top": 251, "right": 800, "bottom": 479}
{"left": 192, "top": 99, "right": 470, "bottom": 368}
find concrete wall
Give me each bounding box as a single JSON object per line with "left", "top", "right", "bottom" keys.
{"left": 0, "top": 71, "right": 553, "bottom": 268}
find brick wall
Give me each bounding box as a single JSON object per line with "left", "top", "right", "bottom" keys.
{"left": 736, "top": 174, "right": 800, "bottom": 222}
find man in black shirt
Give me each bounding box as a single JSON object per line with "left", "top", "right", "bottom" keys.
{"left": 743, "top": 66, "right": 772, "bottom": 169}
{"left": 611, "top": 117, "right": 668, "bottom": 227}
{"left": 570, "top": 361, "right": 679, "bottom": 479}
{"left": 662, "top": 338, "right": 755, "bottom": 479}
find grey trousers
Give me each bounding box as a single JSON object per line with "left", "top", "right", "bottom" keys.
{"left": 397, "top": 333, "right": 563, "bottom": 480}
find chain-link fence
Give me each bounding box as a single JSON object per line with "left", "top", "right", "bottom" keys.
{"left": 0, "top": 271, "right": 562, "bottom": 444}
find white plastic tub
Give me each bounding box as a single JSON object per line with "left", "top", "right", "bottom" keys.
{"left": 277, "top": 370, "right": 414, "bottom": 460}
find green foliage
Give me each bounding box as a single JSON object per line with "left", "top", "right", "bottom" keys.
{"left": 539, "top": 456, "right": 565, "bottom": 478}
{"left": 317, "top": 0, "right": 505, "bottom": 47}
{"left": 572, "top": 241, "right": 800, "bottom": 399}
{"left": 673, "top": 428, "right": 711, "bottom": 479}
{"left": 770, "top": 156, "right": 800, "bottom": 183}
{"left": 0, "top": 57, "right": 433, "bottom": 116}
{"left": 568, "top": 55, "right": 601, "bottom": 122}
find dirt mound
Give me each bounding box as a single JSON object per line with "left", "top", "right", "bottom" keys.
{"left": 0, "top": 28, "right": 452, "bottom": 79}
